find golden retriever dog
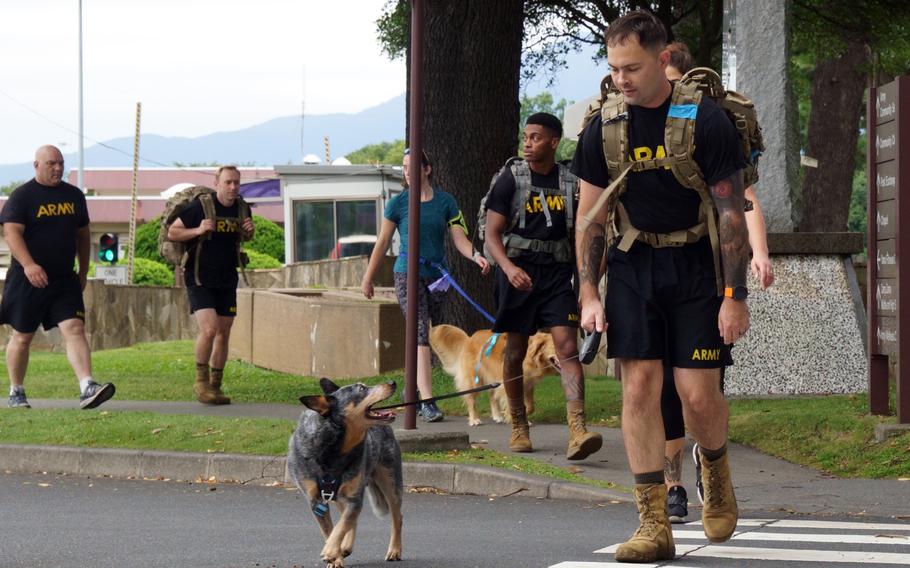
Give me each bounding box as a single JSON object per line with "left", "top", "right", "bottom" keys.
{"left": 429, "top": 324, "right": 561, "bottom": 426}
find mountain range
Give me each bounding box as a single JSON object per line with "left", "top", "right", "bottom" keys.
{"left": 0, "top": 95, "right": 406, "bottom": 185}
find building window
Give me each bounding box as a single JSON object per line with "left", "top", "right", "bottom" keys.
{"left": 293, "top": 199, "right": 378, "bottom": 262}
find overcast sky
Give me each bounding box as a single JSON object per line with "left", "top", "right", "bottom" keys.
{"left": 0, "top": 0, "right": 407, "bottom": 165}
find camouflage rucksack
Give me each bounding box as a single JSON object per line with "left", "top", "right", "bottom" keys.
{"left": 579, "top": 67, "right": 764, "bottom": 296}
{"left": 158, "top": 185, "right": 251, "bottom": 286}
{"left": 473, "top": 157, "right": 578, "bottom": 265}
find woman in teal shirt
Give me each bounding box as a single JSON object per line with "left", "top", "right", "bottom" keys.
{"left": 362, "top": 150, "right": 489, "bottom": 421}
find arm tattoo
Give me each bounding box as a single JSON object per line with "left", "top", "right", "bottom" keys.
{"left": 663, "top": 449, "right": 683, "bottom": 483}
{"left": 579, "top": 224, "right": 606, "bottom": 287}
{"left": 711, "top": 171, "right": 749, "bottom": 288}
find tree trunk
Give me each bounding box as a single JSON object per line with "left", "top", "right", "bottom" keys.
{"left": 417, "top": 0, "right": 524, "bottom": 333}
{"left": 798, "top": 41, "right": 870, "bottom": 232}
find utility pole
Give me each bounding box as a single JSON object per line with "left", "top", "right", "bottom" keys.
{"left": 77, "top": 0, "right": 85, "bottom": 190}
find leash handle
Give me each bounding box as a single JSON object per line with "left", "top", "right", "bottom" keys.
{"left": 371, "top": 382, "right": 501, "bottom": 411}
{"left": 579, "top": 329, "right": 602, "bottom": 365}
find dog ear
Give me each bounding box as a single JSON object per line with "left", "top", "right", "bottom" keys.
{"left": 319, "top": 378, "right": 340, "bottom": 395}
{"left": 300, "top": 395, "right": 331, "bottom": 416}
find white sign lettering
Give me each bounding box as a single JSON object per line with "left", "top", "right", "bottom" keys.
{"left": 877, "top": 326, "right": 897, "bottom": 343}
{"left": 877, "top": 211, "right": 890, "bottom": 229}
{"left": 878, "top": 173, "right": 896, "bottom": 188}
{"left": 879, "top": 101, "right": 896, "bottom": 119}
{"left": 877, "top": 249, "right": 896, "bottom": 269}
{"left": 94, "top": 265, "right": 128, "bottom": 285}
{"left": 876, "top": 134, "right": 896, "bottom": 150}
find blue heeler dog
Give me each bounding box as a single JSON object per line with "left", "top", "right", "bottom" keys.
{"left": 288, "top": 378, "right": 403, "bottom": 568}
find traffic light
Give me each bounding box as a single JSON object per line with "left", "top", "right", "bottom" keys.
{"left": 99, "top": 233, "right": 118, "bottom": 263}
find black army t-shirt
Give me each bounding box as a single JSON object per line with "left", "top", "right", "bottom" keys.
{"left": 0, "top": 179, "right": 89, "bottom": 281}
{"left": 179, "top": 197, "right": 242, "bottom": 289}
{"left": 485, "top": 164, "right": 569, "bottom": 264}
{"left": 571, "top": 93, "right": 744, "bottom": 234}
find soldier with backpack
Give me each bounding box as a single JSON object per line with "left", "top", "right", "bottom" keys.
{"left": 482, "top": 112, "right": 602, "bottom": 460}
{"left": 573, "top": 11, "right": 751, "bottom": 562}
{"left": 166, "top": 165, "right": 253, "bottom": 405}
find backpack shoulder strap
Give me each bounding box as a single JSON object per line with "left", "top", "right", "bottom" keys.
{"left": 509, "top": 159, "right": 531, "bottom": 230}
{"left": 557, "top": 163, "right": 577, "bottom": 230}
{"left": 665, "top": 80, "right": 706, "bottom": 191}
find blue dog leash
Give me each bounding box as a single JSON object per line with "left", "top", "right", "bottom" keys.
{"left": 400, "top": 252, "right": 496, "bottom": 324}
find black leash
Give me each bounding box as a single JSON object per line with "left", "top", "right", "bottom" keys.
{"left": 370, "top": 382, "right": 501, "bottom": 411}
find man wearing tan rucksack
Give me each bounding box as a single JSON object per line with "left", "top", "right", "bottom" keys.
{"left": 167, "top": 165, "right": 253, "bottom": 405}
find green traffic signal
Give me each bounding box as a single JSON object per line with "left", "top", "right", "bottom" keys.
{"left": 99, "top": 233, "right": 119, "bottom": 263}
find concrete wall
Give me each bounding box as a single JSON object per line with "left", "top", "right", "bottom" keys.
{"left": 229, "top": 289, "right": 406, "bottom": 378}
{"left": 243, "top": 255, "right": 394, "bottom": 290}
{"left": 0, "top": 279, "right": 196, "bottom": 352}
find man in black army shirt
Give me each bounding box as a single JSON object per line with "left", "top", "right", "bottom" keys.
{"left": 485, "top": 112, "right": 602, "bottom": 461}
{"left": 573, "top": 11, "right": 750, "bottom": 563}
{"left": 1, "top": 145, "right": 115, "bottom": 409}
{"left": 168, "top": 165, "right": 253, "bottom": 405}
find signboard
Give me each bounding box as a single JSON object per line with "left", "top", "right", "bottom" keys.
{"left": 94, "top": 265, "right": 128, "bottom": 285}
{"left": 868, "top": 75, "right": 910, "bottom": 423}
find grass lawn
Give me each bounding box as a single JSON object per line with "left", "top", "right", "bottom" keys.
{"left": 1, "top": 341, "right": 908, "bottom": 479}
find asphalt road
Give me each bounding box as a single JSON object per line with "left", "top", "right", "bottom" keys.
{"left": 2, "top": 471, "right": 908, "bottom": 568}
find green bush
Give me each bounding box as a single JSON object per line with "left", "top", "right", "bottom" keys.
{"left": 243, "top": 249, "right": 282, "bottom": 270}
{"left": 134, "top": 217, "right": 167, "bottom": 265}
{"left": 132, "top": 257, "right": 174, "bottom": 286}
{"left": 248, "top": 215, "right": 285, "bottom": 262}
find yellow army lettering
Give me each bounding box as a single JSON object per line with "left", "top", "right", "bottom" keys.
{"left": 216, "top": 219, "right": 239, "bottom": 233}
{"left": 525, "top": 194, "right": 566, "bottom": 213}
{"left": 36, "top": 202, "right": 76, "bottom": 218}
{"left": 691, "top": 348, "right": 721, "bottom": 361}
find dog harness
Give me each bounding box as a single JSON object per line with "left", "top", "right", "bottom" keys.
{"left": 312, "top": 474, "right": 342, "bottom": 517}
{"left": 474, "top": 333, "right": 501, "bottom": 385}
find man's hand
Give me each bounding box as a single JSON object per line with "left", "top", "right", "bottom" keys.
{"left": 197, "top": 219, "right": 215, "bottom": 237}
{"left": 505, "top": 264, "right": 532, "bottom": 291}
{"left": 718, "top": 297, "right": 749, "bottom": 344}
{"left": 751, "top": 254, "right": 774, "bottom": 289}
{"left": 242, "top": 217, "right": 255, "bottom": 239}
{"left": 24, "top": 263, "right": 49, "bottom": 288}
{"left": 579, "top": 293, "right": 607, "bottom": 333}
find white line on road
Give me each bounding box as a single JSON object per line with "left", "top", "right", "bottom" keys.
{"left": 671, "top": 529, "right": 910, "bottom": 545}
{"left": 595, "top": 544, "right": 910, "bottom": 564}
{"left": 688, "top": 519, "right": 910, "bottom": 531}
{"left": 549, "top": 563, "right": 706, "bottom": 568}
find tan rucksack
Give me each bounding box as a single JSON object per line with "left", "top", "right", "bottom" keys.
{"left": 579, "top": 67, "right": 764, "bottom": 296}
{"left": 158, "top": 185, "right": 251, "bottom": 286}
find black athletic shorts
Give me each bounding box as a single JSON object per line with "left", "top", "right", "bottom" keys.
{"left": 493, "top": 260, "right": 579, "bottom": 336}
{"left": 605, "top": 238, "right": 732, "bottom": 369}
{"left": 186, "top": 284, "right": 237, "bottom": 317}
{"left": 0, "top": 270, "right": 85, "bottom": 333}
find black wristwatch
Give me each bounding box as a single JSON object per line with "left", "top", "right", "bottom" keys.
{"left": 724, "top": 285, "right": 748, "bottom": 301}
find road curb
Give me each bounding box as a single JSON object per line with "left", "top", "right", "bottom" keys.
{"left": 0, "top": 444, "right": 629, "bottom": 503}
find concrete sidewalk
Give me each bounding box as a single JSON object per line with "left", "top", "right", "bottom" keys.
{"left": 17, "top": 398, "right": 910, "bottom": 518}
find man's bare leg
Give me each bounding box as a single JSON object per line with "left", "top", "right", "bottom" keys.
{"left": 503, "top": 333, "right": 531, "bottom": 452}
{"left": 192, "top": 309, "right": 219, "bottom": 404}
{"left": 550, "top": 326, "right": 602, "bottom": 459}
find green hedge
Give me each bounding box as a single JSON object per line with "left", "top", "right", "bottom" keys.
{"left": 244, "top": 249, "right": 281, "bottom": 270}
{"left": 248, "top": 215, "right": 284, "bottom": 262}
{"left": 134, "top": 217, "right": 167, "bottom": 265}
{"left": 132, "top": 257, "right": 174, "bottom": 286}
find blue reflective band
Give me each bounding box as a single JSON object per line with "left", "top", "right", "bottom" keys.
{"left": 668, "top": 104, "right": 698, "bottom": 120}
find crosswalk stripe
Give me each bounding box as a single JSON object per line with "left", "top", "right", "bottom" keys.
{"left": 549, "top": 563, "right": 707, "bottom": 568}
{"left": 595, "top": 544, "right": 910, "bottom": 564}
{"left": 671, "top": 529, "right": 910, "bottom": 545}
{"left": 688, "top": 519, "right": 910, "bottom": 531}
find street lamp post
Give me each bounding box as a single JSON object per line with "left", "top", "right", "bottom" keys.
{"left": 77, "top": 0, "right": 85, "bottom": 191}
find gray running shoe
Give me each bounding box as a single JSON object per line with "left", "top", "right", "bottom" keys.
{"left": 79, "top": 381, "right": 116, "bottom": 409}
{"left": 667, "top": 485, "right": 689, "bottom": 523}
{"left": 8, "top": 389, "right": 31, "bottom": 408}
{"left": 421, "top": 401, "right": 444, "bottom": 423}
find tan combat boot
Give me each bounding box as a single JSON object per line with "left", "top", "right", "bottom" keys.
{"left": 508, "top": 405, "right": 533, "bottom": 453}
{"left": 566, "top": 400, "right": 603, "bottom": 460}
{"left": 209, "top": 368, "right": 232, "bottom": 405}
{"left": 614, "top": 483, "right": 675, "bottom": 563}
{"left": 193, "top": 364, "right": 218, "bottom": 404}
{"left": 699, "top": 449, "right": 738, "bottom": 542}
